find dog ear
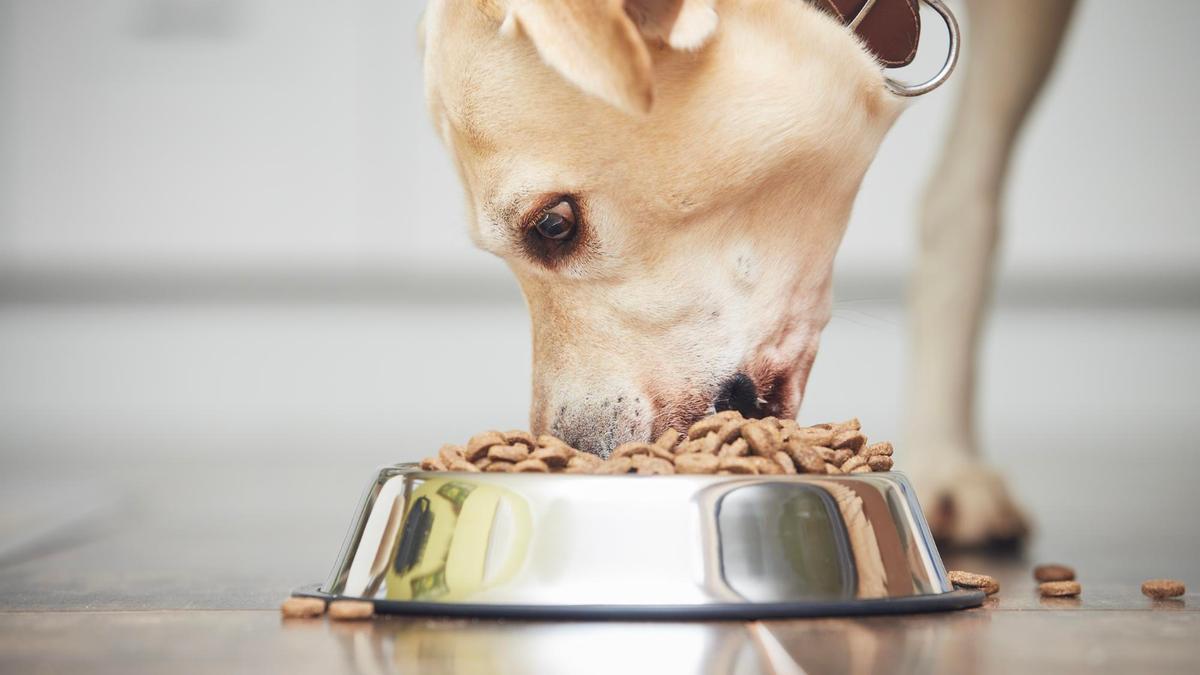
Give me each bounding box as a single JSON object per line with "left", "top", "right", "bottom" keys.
{"left": 626, "top": 0, "right": 718, "bottom": 51}
{"left": 504, "top": 0, "right": 656, "bottom": 114}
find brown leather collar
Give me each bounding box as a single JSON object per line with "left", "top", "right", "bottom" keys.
{"left": 810, "top": 0, "right": 921, "bottom": 68}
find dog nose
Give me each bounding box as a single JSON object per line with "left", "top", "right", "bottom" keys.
{"left": 714, "top": 372, "right": 762, "bottom": 418}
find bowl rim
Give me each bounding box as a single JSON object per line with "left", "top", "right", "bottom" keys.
{"left": 291, "top": 583, "right": 985, "bottom": 620}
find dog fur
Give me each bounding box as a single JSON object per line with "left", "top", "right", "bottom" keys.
{"left": 422, "top": 0, "right": 1074, "bottom": 546}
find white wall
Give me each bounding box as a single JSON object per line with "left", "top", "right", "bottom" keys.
{"left": 1, "top": 0, "right": 1197, "bottom": 285}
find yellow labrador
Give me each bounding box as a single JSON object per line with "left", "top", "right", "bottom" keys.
{"left": 422, "top": 0, "right": 902, "bottom": 439}
{"left": 421, "top": 0, "right": 1034, "bottom": 545}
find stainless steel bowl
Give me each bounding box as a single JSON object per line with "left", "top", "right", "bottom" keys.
{"left": 295, "top": 464, "right": 982, "bottom": 619}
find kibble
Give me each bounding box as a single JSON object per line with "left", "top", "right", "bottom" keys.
{"left": 466, "top": 431, "right": 505, "bottom": 462}
{"left": 418, "top": 411, "right": 897, "bottom": 476}
{"left": 280, "top": 596, "right": 326, "bottom": 619}
{"left": 512, "top": 458, "right": 549, "bottom": 473}
{"left": 530, "top": 444, "right": 572, "bottom": 468}
{"left": 504, "top": 430, "right": 536, "bottom": 446}
{"left": 948, "top": 570, "right": 1000, "bottom": 596}
{"left": 840, "top": 455, "right": 868, "bottom": 473}
{"left": 773, "top": 451, "right": 797, "bottom": 475}
{"left": 1033, "top": 564, "right": 1075, "bottom": 582}
{"left": 675, "top": 452, "right": 720, "bottom": 474}
{"left": 1141, "top": 579, "right": 1185, "bottom": 599}
{"left": 487, "top": 443, "right": 530, "bottom": 463}
{"left": 612, "top": 442, "right": 654, "bottom": 459}
{"left": 633, "top": 455, "right": 675, "bottom": 475}
{"left": 655, "top": 428, "right": 682, "bottom": 451}
{"left": 866, "top": 455, "right": 894, "bottom": 472}
{"left": 328, "top": 600, "right": 375, "bottom": 621}
{"left": 1039, "top": 580, "right": 1082, "bottom": 597}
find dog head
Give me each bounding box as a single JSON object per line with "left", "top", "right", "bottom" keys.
{"left": 423, "top": 0, "right": 904, "bottom": 455}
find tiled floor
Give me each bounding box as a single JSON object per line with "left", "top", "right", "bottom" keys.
{"left": 1, "top": 300, "right": 1197, "bottom": 672}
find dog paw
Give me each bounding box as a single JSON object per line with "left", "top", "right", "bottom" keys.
{"left": 910, "top": 462, "right": 1031, "bottom": 549}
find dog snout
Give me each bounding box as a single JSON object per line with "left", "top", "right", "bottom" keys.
{"left": 542, "top": 391, "right": 654, "bottom": 458}
{"left": 714, "top": 372, "right": 763, "bottom": 419}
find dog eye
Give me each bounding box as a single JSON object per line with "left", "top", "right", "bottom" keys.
{"left": 533, "top": 200, "right": 576, "bottom": 241}
{"left": 520, "top": 194, "right": 585, "bottom": 265}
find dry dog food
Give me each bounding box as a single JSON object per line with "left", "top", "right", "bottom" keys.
{"left": 418, "top": 412, "right": 895, "bottom": 476}
{"left": 328, "top": 600, "right": 375, "bottom": 621}
{"left": 1033, "top": 563, "right": 1076, "bottom": 582}
{"left": 948, "top": 570, "right": 1000, "bottom": 596}
{"left": 279, "top": 596, "right": 327, "bottom": 618}
{"left": 1039, "top": 580, "right": 1082, "bottom": 597}
{"left": 1141, "top": 579, "right": 1186, "bottom": 599}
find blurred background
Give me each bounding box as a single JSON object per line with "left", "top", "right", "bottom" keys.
{"left": 1, "top": 0, "right": 1197, "bottom": 608}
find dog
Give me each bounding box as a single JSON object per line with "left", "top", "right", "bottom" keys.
{"left": 421, "top": 0, "right": 1073, "bottom": 546}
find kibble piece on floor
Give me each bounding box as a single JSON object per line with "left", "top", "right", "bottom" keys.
{"left": 1141, "top": 579, "right": 1186, "bottom": 599}
{"left": 948, "top": 570, "right": 1000, "bottom": 596}
{"left": 328, "top": 600, "right": 374, "bottom": 621}
{"left": 280, "top": 597, "right": 326, "bottom": 619}
{"left": 1033, "top": 563, "right": 1076, "bottom": 582}
{"left": 1039, "top": 580, "right": 1082, "bottom": 597}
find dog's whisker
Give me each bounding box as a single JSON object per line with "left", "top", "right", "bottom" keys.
{"left": 831, "top": 297, "right": 892, "bottom": 307}
{"left": 830, "top": 308, "right": 900, "bottom": 330}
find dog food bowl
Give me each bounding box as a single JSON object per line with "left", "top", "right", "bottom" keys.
{"left": 293, "top": 464, "right": 982, "bottom": 619}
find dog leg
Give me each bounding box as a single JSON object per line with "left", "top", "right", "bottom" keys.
{"left": 907, "top": 0, "right": 1077, "bottom": 547}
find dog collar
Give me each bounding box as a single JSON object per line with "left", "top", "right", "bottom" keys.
{"left": 811, "top": 0, "right": 960, "bottom": 97}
